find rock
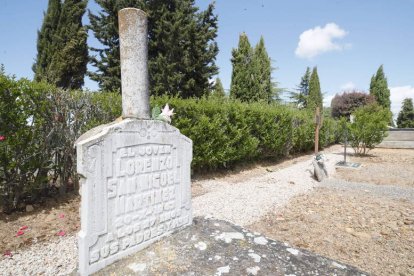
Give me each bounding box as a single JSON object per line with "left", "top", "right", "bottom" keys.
{"left": 403, "top": 218, "right": 413, "bottom": 225}
{"left": 354, "top": 232, "right": 371, "bottom": 239}
{"left": 345, "top": 227, "right": 355, "bottom": 234}
{"left": 26, "top": 205, "right": 34, "bottom": 212}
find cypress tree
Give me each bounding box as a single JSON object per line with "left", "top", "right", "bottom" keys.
{"left": 88, "top": 0, "right": 218, "bottom": 96}
{"left": 397, "top": 98, "right": 414, "bottom": 128}
{"left": 307, "top": 67, "right": 323, "bottom": 111}
{"left": 48, "top": 0, "right": 88, "bottom": 89}
{"left": 252, "top": 36, "right": 273, "bottom": 103}
{"left": 290, "top": 67, "right": 311, "bottom": 108}
{"left": 230, "top": 33, "right": 254, "bottom": 102}
{"left": 211, "top": 77, "right": 225, "bottom": 98}
{"left": 369, "top": 65, "right": 391, "bottom": 110}
{"left": 33, "top": 0, "right": 61, "bottom": 82}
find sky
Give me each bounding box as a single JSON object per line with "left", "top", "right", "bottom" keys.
{"left": 0, "top": 0, "right": 413, "bottom": 118}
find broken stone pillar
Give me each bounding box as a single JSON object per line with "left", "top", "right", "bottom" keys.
{"left": 75, "top": 8, "right": 192, "bottom": 275}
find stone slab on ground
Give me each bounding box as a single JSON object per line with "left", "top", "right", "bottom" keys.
{"left": 92, "top": 217, "right": 367, "bottom": 276}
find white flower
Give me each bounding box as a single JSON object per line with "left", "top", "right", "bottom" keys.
{"left": 158, "top": 104, "right": 175, "bottom": 123}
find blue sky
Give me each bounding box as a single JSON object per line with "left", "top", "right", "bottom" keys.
{"left": 0, "top": 0, "right": 413, "bottom": 117}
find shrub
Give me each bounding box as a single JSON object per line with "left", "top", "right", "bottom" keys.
{"left": 348, "top": 104, "right": 391, "bottom": 155}
{"left": 1, "top": 73, "right": 339, "bottom": 212}
{"left": 331, "top": 91, "right": 375, "bottom": 119}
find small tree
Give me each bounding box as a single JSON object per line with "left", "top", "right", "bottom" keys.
{"left": 331, "top": 91, "right": 375, "bottom": 118}
{"left": 397, "top": 98, "right": 414, "bottom": 128}
{"left": 348, "top": 104, "right": 391, "bottom": 155}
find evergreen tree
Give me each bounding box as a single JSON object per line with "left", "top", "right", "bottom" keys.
{"left": 290, "top": 67, "right": 310, "bottom": 108}
{"left": 48, "top": 0, "right": 88, "bottom": 89}
{"left": 211, "top": 77, "right": 225, "bottom": 98}
{"left": 252, "top": 36, "right": 273, "bottom": 102}
{"left": 88, "top": 0, "right": 141, "bottom": 92}
{"left": 397, "top": 98, "right": 414, "bottom": 128}
{"left": 89, "top": 0, "right": 218, "bottom": 96}
{"left": 307, "top": 67, "right": 323, "bottom": 111}
{"left": 369, "top": 65, "right": 391, "bottom": 110}
{"left": 33, "top": 0, "right": 61, "bottom": 82}
{"left": 230, "top": 33, "right": 254, "bottom": 102}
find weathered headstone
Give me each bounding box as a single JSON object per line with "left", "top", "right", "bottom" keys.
{"left": 75, "top": 8, "right": 192, "bottom": 275}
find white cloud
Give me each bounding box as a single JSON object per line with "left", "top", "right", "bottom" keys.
{"left": 390, "top": 86, "right": 414, "bottom": 119}
{"left": 340, "top": 82, "right": 356, "bottom": 91}
{"left": 295, "top": 23, "right": 350, "bottom": 59}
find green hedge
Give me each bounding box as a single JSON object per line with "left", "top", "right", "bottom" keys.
{"left": 0, "top": 73, "right": 338, "bottom": 212}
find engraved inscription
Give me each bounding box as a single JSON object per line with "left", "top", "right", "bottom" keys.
{"left": 88, "top": 144, "right": 190, "bottom": 264}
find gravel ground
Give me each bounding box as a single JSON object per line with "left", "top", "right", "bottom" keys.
{"left": 322, "top": 179, "right": 414, "bottom": 202}
{"left": 0, "top": 236, "right": 77, "bottom": 276}
{"left": 192, "top": 152, "right": 342, "bottom": 226}
{"left": 0, "top": 150, "right": 339, "bottom": 275}
{"left": 250, "top": 186, "right": 414, "bottom": 276}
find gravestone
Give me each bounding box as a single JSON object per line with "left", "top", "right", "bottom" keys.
{"left": 75, "top": 8, "right": 192, "bottom": 275}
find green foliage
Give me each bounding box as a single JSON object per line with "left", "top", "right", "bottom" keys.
{"left": 290, "top": 67, "right": 311, "bottom": 109}
{"left": 230, "top": 33, "right": 254, "bottom": 102}
{"left": 33, "top": 0, "right": 61, "bottom": 82}
{"left": 1, "top": 73, "right": 339, "bottom": 211}
{"left": 369, "top": 65, "right": 391, "bottom": 111}
{"left": 47, "top": 0, "right": 88, "bottom": 89}
{"left": 33, "top": 0, "right": 87, "bottom": 89}
{"left": 397, "top": 98, "right": 414, "bottom": 128}
{"left": 331, "top": 91, "right": 375, "bottom": 119}
{"left": 89, "top": 0, "right": 218, "bottom": 96}
{"left": 230, "top": 34, "right": 276, "bottom": 103}
{"left": 307, "top": 67, "right": 323, "bottom": 111}
{"left": 347, "top": 104, "right": 391, "bottom": 155}
{"left": 210, "top": 78, "right": 226, "bottom": 98}
{"left": 252, "top": 37, "right": 274, "bottom": 102}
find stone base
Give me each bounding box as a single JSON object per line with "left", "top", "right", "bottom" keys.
{"left": 91, "top": 217, "right": 368, "bottom": 276}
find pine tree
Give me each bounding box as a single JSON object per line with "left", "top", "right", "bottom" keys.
{"left": 230, "top": 33, "right": 254, "bottom": 102}
{"left": 252, "top": 36, "right": 273, "bottom": 102}
{"left": 89, "top": 0, "right": 218, "bottom": 96}
{"left": 397, "top": 98, "right": 414, "bottom": 128}
{"left": 211, "top": 77, "right": 225, "bottom": 98}
{"left": 290, "top": 67, "right": 310, "bottom": 108}
{"left": 370, "top": 65, "right": 391, "bottom": 110}
{"left": 48, "top": 0, "right": 88, "bottom": 89}
{"left": 33, "top": 0, "right": 61, "bottom": 82}
{"left": 307, "top": 67, "right": 323, "bottom": 111}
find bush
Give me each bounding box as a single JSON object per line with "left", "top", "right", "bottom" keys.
{"left": 331, "top": 91, "right": 375, "bottom": 119}
{"left": 1, "top": 73, "right": 339, "bottom": 212}
{"left": 348, "top": 104, "right": 391, "bottom": 155}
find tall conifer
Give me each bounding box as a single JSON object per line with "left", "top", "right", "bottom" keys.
{"left": 307, "top": 67, "right": 323, "bottom": 111}
{"left": 33, "top": 0, "right": 61, "bottom": 82}
{"left": 369, "top": 65, "right": 391, "bottom": 110}
{"left": 48, "top": 0, "right": 88, "bottom": 89}
{"left": 252, "top": 36, "right": 273, "bottom": 102}
{"left": 230, "top": 33, "right": 254, "bottom": 101}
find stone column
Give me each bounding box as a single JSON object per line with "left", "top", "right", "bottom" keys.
{"left": 119, "top": 8, "right": 150, "bottom": 119}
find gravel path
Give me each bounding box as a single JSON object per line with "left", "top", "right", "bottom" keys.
{"left": 193, "top": 153, "right": 342, "bottom": 226}
{"left": 0, "top": 152, "right": 342, "bottom": 275}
